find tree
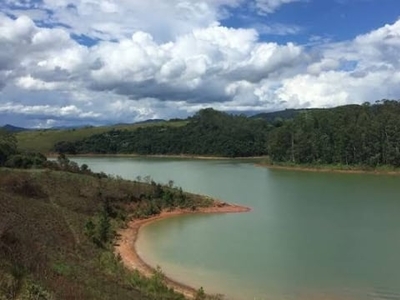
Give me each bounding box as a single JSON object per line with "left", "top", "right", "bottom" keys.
{"left": 0, "top": 130, "right": 17, "bottom": 166}
{"left": 195, "top": 287, "right": 206, "bottom": 300}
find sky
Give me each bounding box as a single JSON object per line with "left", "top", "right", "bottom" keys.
{"left": 0, "top": 0, "right": 400, "bottom": 128}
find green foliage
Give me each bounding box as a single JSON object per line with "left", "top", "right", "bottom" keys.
{"left": 53, "top": 141, "right": 77, "bottom": 154}
{"left": 0, "top": 169, "right": 218, "bottom": 300}
{"left": 0, "top": 129, "right": 18, "bottom": 166}
{"left": 267, "top": 100, "right": 400, "bottom": 167}
{"left": 98, "top": 208, "right": 111, "bottom": 244}
{"left": 52, "top": 262, "right": 72, "bottom": 277}
{"left": 16, "top": 121, "right": 187, "bottom": 153}
{"left": 195, "top": 287, "right": 206, "bottom": 300}
{"left": 48, "top": 101, "right": 400, "bottom": 168}
{"left": 5, "top": 153, "right": 47, "bottom": 169}
{"left": 57, "top": 108, "right": 269, "bottom": 157}
{"left": 128, "top": 266, "right": 186, "bottom": 300}
{"left": 23, "top": 282, "right": 53, "bottom": 300}
{"left": 0, "top": 131, "right": 48, "bottom": 170}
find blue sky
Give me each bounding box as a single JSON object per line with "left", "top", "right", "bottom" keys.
{"left": 1, "top": 0, "right": 400, "bottom": 127}
{"left": 222, "top": 0, "right": 400, "bottom": 44}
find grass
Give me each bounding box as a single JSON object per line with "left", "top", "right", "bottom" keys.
{"left": 16, "top": 121, "right": 187, "bottom": 153}
{"left": 0, "top": 168, "right": 216, "bottom": 300}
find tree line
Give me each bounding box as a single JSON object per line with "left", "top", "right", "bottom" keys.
{"left": 55, "top": 108, "right": 270, "bottom": 157}
{"left": 0, "top": 129, "right": 48, "bottom": 169}
{"left": 53, "top": 100, "right": 400, "bottom": 168}
{"left": 268, "top": 100, "right": 400, "bottom": 167}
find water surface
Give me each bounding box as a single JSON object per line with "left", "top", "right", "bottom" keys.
{"left": 73, "top": 157, "right": 400, "bottom": 300}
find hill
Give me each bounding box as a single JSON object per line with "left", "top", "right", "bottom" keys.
{"left": 57, "top": 108, "right": 270, "bottom": 157}
{"left": 1, "top": 124, "right": 30, "bottom": 133}
{"left": 50, "top": 100, "right": 400, "bottom": 168}
{"left": 16, "top": 120, "right": 187, "bottom": 153}
{"left": 0, "top": 165, "right": 218, "bottom": 300}
{"left": 134, "top": 119, "right": 166, "bottom": 124}
{"left": 251, "top": 108, "right": 319, "bottom": 123}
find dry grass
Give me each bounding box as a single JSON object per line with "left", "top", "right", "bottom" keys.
{"left": 0, "top": 168, "right": 213, "bottom": 300}
{"left": 0, "top": 170, "right": 154, "bottom": 299}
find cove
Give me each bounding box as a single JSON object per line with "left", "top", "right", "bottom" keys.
{"left": 72, "top": 157, "right": 400, "bottom": 300}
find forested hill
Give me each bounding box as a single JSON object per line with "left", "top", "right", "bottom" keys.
{"left": 251, "top": 108, "right": 309, "bottom": 123}
{"left": 268, "top": 100, "right": 400, "bottom": 167}
{"left": 54, "top": 100, "right": 400, "bottom": 167}
{"left": 55, "top": 108, "right": 270, "bottom": 157}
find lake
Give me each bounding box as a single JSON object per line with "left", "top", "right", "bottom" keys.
{"left": 72, "top": 157, "right": 400, "bottom": 300}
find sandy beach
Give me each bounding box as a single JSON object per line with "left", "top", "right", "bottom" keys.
{"left": 114, "top": 201, "right": 251, "bottom": 299}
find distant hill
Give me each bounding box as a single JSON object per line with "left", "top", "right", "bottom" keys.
{"left": 50, "top": 125, "right": 94, "bottom": 130}
{"left": 57, "top": 108, "right": 269, "bottom": 157}
{"left": 251, "top": 109, "right": 312, "bottom": 122}
{"left": 135, "top": 118, "right": 166, "bottom": 124}
{"left": 1, "top": 124, "right": 30, "bottom": 132}
{"left": 16, "top": 119, "right": 187, "bottom": 153}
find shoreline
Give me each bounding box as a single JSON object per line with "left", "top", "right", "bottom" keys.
{"left": 115, "top": 201, "right": 251, "bottom": 299}
{"left": 46, "top": 153, "right": 267, "bottom": 161}
{"left": 258, "top": 163, "right": 400, "bottom": 176}
{"left": 48, "top": 152, "right": 400, "bottom": 175}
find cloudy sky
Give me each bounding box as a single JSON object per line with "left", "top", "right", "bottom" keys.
{"left": 0, "top": 0, "right": 400, "bottom": 127}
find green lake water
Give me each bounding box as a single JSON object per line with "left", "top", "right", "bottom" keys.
{"left": 72, "top": 157, "right": 400, "bottom": 300}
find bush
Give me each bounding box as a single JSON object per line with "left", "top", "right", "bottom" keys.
{"left": 4, "top": 153, "right": 47, "bottom": 169}
{"left": 0, "top": 173, "right": 47, "bottom": 198}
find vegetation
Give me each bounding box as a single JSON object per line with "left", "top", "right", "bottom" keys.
{"left": 53, "top": 100, "right": 400, "bottom": 170}
{"left": 0, "top": 129, "right": 18, "bottom": 166}
{"left": 251, "top": 108, "right": 313, "bottom": 123}
{"left": 16, "top": 120, "right": 187, "bottom": 153}
{"left": 4, "top": 100, "right": 400, "bottom": 299}
{"left": 267, "top": 100, "right": 400, "bottom": 167}
{"left": 0, "top": 125, "right": 29, "bottom": 133}
{"left": 0, "top": 142, "right": 222, "bottom": 299}
{"left": 56, "top": 109, "right": 269, "bottom": 157}
{"left": 1, "top": 129, "right": 226, "bottom": 299}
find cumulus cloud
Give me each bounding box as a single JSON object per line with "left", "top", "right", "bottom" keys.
{"left": 275, "top": 20, "right": 400, "bottom": 108}
{"left": 1, "top": 0, "right": 242, "bottom": 42}
{"left": 1, "top": 2, "right": 400, "bottom": 127}
{"left": 0, "top": 13, "right": 89, "bottom": 85}
{"left": 87, "top": 26, "right": 304, "bottom": 103}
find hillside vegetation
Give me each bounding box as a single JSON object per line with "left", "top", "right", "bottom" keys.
{"left": 0, "top": 131, "right": 223, "bottom": 299}
{"left": 55, "top": 109, "right": 270, "bottom": 157}
{"left": 0, "top": 163, "right": 220, "bottom": 300}
{"left": 267, "top": 100, "right": 400, "bottom": 167}
{"left": 54, "top": 100, "right": 400, "bottom": 169}
{"left": 16, "top": 120, "right": 187, "bottom": 153}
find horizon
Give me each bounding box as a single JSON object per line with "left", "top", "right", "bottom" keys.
{"left": 1, "top": 0, "right": 400, "bottom": 128}
{"left": 2, "top": 100, "right": 395, "bottom": 130}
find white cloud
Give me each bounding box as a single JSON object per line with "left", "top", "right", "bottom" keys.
{"left": 37, "top": 0, "right": 242, "bottom": 42}
{"left": 307, "top": 58, "right": 340, "bottom": 75}
{"left": 0, "top": 102, "right": 100, "bottom": 118}
{"left": 1, "top": 5, "right": 400, "bottom": 127}
{"left": 87, "top": 25, "right": 304, "bottom": 104}
{"left": 15, "top": 75, "right": 63, "bottom": 90}
{"left": 274, "top": 20, "right": 400, "bottom": 108}
{"left": 255, "top": 0, "right": 302, "bottom": 14}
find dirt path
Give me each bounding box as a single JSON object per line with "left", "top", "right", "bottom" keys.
{"left": 115, "top": 202, "right": 251, "bottom": 299}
